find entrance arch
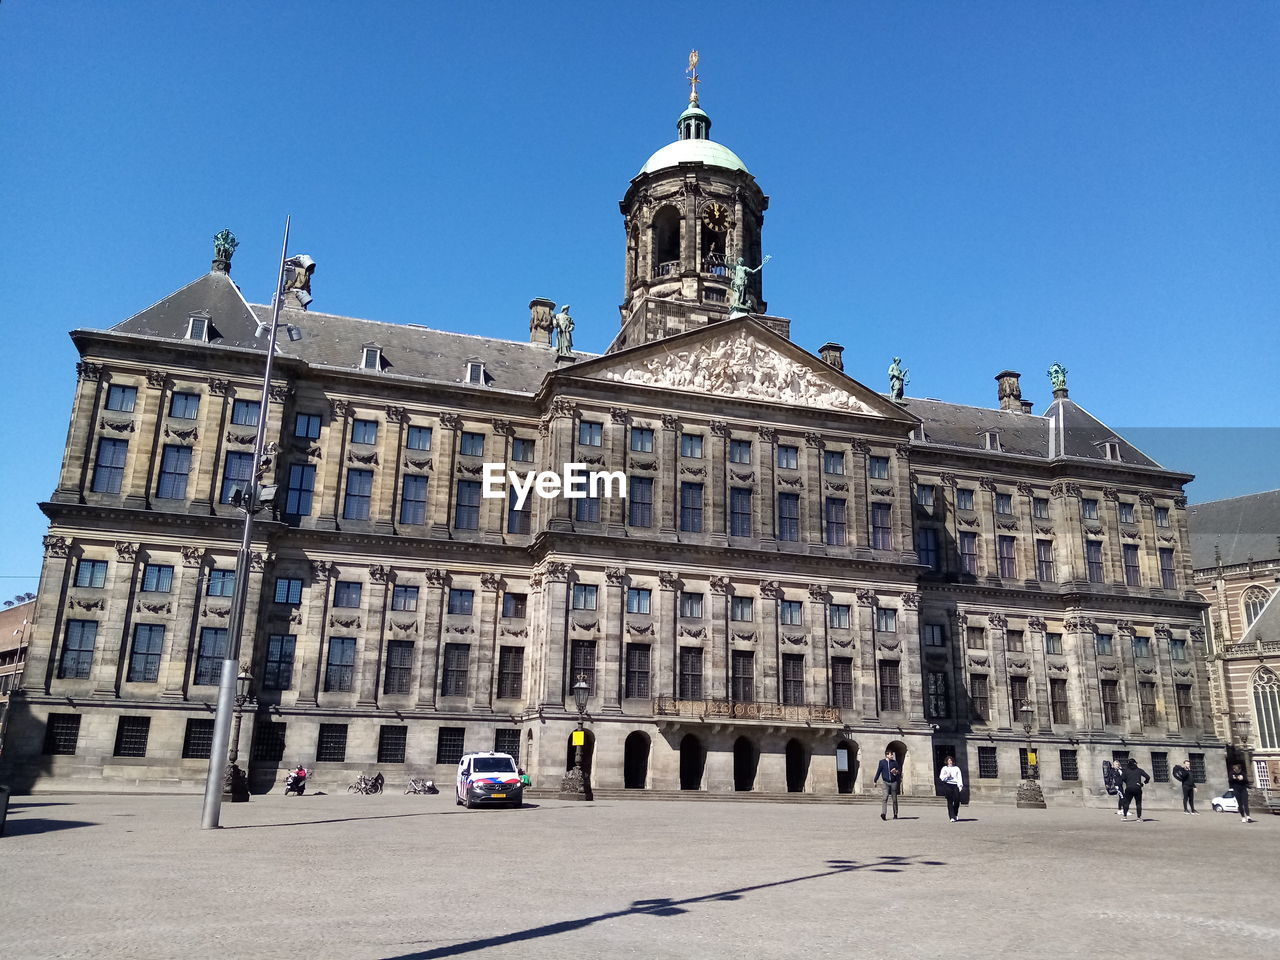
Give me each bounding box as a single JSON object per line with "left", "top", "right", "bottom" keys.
{"left": 835, "top": 739, "right": 859, "bottom": 794}
{"left": 733, "top": 736, "right": 758, "bottom": 791}
{"left": 679, "top": 734, "right": 705, "bottom": 790}
{"left": 623, "top": 731, "right": 650, "bottom": 789}
{"left": 785, "top": 738, "right": 810, "bottom": 793}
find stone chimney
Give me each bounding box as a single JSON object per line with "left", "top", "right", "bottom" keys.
{"left": 529, "top": 298, "right": 555, "bottom": 346}
{"left": 995, "top": 370, "right": 1024, "bottom": 412}
{"left": 818, "top": 342, "right": 845, "bottom": 371}
{"left": 211, "top": 229, "right": 238, "bottom": 275}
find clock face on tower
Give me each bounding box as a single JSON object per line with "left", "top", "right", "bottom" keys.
{"left": 702, "top": 201, "right": 730, "bottom": 233}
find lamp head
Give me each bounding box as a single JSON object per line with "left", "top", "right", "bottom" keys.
{"left": 571, "top": 675, "right": 590, "bottom": 714}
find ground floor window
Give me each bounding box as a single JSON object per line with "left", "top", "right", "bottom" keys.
{"left": 1059, "top": 749, "right": 1079, "bottom": 781}
{"left": 437, "top": 727, "right": 465, "bottom": 765}
{"left": 316, "top": 723, "right": 348, "bottom": 763}
{"left": 251, "top": 721, "right": 287, "bottom": 763}
{"left": 1150, "top": 752, "right": 1169, "bottom": 782}
{"left": 977, "top": 746, "right": 998, "bottom": 778}
{"left": 42, "top": 713, "right": 81, "bottom": 756}
{"left": 183, "top": 719, "right": 214, "bottom": 759}
{"left": 1189, "top": 752, "right": 1206, "bottom": 783}
{"left": 378, "top": 725, "right": 407, "bottom": 763}
{"left": 113, "top": 716, "right": 151, "bottom": 758}
{"left": 495, "top": 728, "right": 521, "bottom": 763}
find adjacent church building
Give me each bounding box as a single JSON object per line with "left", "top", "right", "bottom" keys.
{"left": 1, "top": 76, "right": 1219, "bottom": 803}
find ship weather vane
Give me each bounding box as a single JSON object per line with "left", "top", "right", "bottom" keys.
{"left": 687, "top": 49, "right": 701, "bottom": 106}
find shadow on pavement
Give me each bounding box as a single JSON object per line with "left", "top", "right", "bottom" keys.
{"left": 380, "top": 854, "right": 948, "bottom": 959}
{"left": 227, "top": 810, "right": 471, "bottom": 829}
{"left": 2, "top": 818, "right": 97, "bottom": 837}
{"left": 7, "top": 802, "right": 73, "bottom": 809}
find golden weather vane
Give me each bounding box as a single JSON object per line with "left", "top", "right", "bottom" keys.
{"left": 687, "top": 49, "right": 701, "bottom": 106}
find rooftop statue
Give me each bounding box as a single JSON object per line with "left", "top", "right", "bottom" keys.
{"left": 888, "top": 357, "right": 910, "bottom": 402}
{"left": 729, "top": 255, "right": 771, "bottom": 315}
{"left": 213, "top": 229, "right": 239, "bottom": 261}
{"left": 553, "top": 304, "right": 575, "bottom": 358}
{"left": 1047, "top": 362, "right": 1068, "bottom": 392}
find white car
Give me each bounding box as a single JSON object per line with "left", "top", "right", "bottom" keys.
{"left": 455, "top": 751, "right": 523, "bottom": 809}
{"left": 1210, "top": 792, "right": 1239, "bottom": 813}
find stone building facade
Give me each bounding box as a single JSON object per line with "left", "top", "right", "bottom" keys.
{"left": 1, "top": 83, "right": 1220, "bottom": 803}
{"left": 1190, "top": 490, "right": 1280, "bottom": 796}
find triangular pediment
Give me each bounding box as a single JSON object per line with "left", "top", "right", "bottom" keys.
{"left": 560, "top": 318, "right": 915, "bottom": 422}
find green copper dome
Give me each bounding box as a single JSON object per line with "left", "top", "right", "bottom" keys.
{"left": 638, "top": 138, "right": 749, "bottom": 175}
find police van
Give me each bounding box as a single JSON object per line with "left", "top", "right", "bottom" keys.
{"left": 455, "top": 751, "right": 523, "bottom": 809}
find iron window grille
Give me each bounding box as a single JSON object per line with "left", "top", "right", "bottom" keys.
{"left": 251, "top": 721, "right": 287, "bottom": 762}
{"left": 383, "top": 640, "right": 414, "bottom": 695}
{"left": 1059, "top": 750, "right": 1079, "bottom": 780}
{"left": 316, "top": 723, "right": 348, "bottom": 762}
{"left": 442, "top": 643, "right": 470, "bottom": 697}
{"left": 926, "top": 671, "right": 949, "bottom": 718}
{"left": 182, "top": 718, "right": 215, "bottom": 759}
{"left": 127, "top": 624, "right": 164, "bottom": 683}
{"left": 343, "top": 468, "right": 374, "bottom": 520}
{"left": 494, "top": 729, "right": 521, "bottom": 763}
{"left": 1189, "top": 753, "right": 1206, "bottom": 783}
{"left": 436, "top": 727, "right": 465, "bottom": 765}
{"left": 324, "top": 637, "right": 356, "bottom": 692}
{"left": 1019, "top": 748, "right": 1032, "bottom": 779}
{"left": 454, "top": 480, "right": 482, "bottom": 528}
{"left": 43, "top": 714, "right": 82, "bottom": 756}
{"left": 978, "top": 747, "right": 998, "bottom": 778}
{"left": 92, "top": 438, "right": 128, "bottom": 493}
{"left": 285, "top": 463, "right": 316, "bottom": 515}
{"left": 378, "top": 726, "right": 408, "bottom": 763}
{"left": 625, "top": 644, "right": 651, "bottom": 698}
{"left": 1150, "top": 752, "right": 1170, "bottom": 783}
{"left": 58, "top": 621, "right": 97, "bottom": 680}
{"left": 263, "top": 635, "right": 296, "bottom": 690}
{"left": 497, "top": 646, "right": 524, "bottom": 700}
{"left": 113, "top": 716, "right": 151, "bottom": 758}
{"left": 400, "top": 475, "right": 429, "bottom": 525}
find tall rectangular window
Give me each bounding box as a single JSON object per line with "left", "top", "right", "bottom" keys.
{"left": 1176, "top": 684, "right": 1195, "bottom": 728}
{"left": 729, "top": 487, "right": 752, "bottom": 537}
{"left": 1133, "top": 635, "right": 1152, "bottom": 659}
{"left": 871, "top": 503, "right": 893, "bottom": 550}
{"left": 825, "top": 498, "right": 847, "bottom": 546}
{"left": 629, "top": 427, "right": 653, "bottom": 453}
{"left": 628, "top": 477, "right": 653, "bottom": 528}
{"left": 274, "top": 577, "right": 303, "bottom": 604}
{"left": 1119, "top": 502, "right": 1135, "bottom": 523}
{"left": 194, "top": 627, "right": 228, "bottom": 686}
{"left": 1009, "top": 675, "right": 1029, "bottom": 719}
{"left": 978, "top": 747, "right": 999, "bottom": 778}
{"left": 879, "top": 660, "right": 902, "bottom": 712}
{"left": 1170, "top": 639, "right": 1188, "bottom": 662}
{"left": 1138, "top": 682, "right": 1158, "bottom": 726}
{"left": 105, "top": 383, "right": 137, "bottom": 412}
{"left": 922, "top": 624, "right": 945, "bottom": 647}
{"left": 997, "top": 536, "right": 1017, "bottom": 578}
{"left": 927, "top": 671, "right": 949, "bottom": 718}
{"left": 626, "top": 588, "right": 652, "bottom": 614}
{"left": 1101, "top": 679, "right": 1121, "bottom": 725}
{"left": 625, "top": 643, "right": 651, "bottom": 698}
{"left": 875, "top": 608, "right": 897, "bottom": 633}
{"left": 75, "top": 558, "right": 109, "bottom": 588}
{"left": 679, "top": 592, "right": 703, "bottom": 619}
{"left": 343, "top": 469, "right": 374, "bottom": 520}
{"left": 829, "top": 604, "right": 850, "bottom": 629}
{"left": 1036, "top": 540, "right": 1056, "bottom": 581}
{"left": 392, "top": 585, "right": 419, "bottom": 612}
{"left": 351, "top": 419, "right": 378, "bottom": 445}
{"left": 169, "top": 392, "right": 200, "bottom": 420}
{"left": 995, "top": 492, "right": 1013, "bottom": 515}
{"left": 156, "top": 445, "right": 192, "bottom": 499}
{"left": 459, "top": 431, "right": 485, "bottom": 456}
{"left": 285, "top": 463, "right": 315, "bottom": 516}
{"left": 680, "top": 482, "right": 704, "bottom": 532}
{"left": 1086, "top": 540, "right": 1104, "bottom": 582}
{"left": 780, "top": 600, "right": 803, "bottom": 626}
{"left": 497, "top": 646, "right": 524, "bottom": 700}
{"left": 60, "top": 621, "right": 99, "bottom": 677}
{"left": 447, "top": 589, "right": 474, "bottom": 615}
{"left": 916, "top": 483, "right": 935, "bottom": 508}
{"left": 777, "top": 493, "right": 801, "bottom": 541}
{"left": 316, "top": 724, "right": 348, "bottom": 762}
{"left": 1006, "top": 629, "right": 1025, "bottom": 653}
{"left": 1122, "top": 544, "right": 1141, "bottom": 586}
{"left": 436, "top": 727, "right": 465, "bottom": 765}
{"left": 957, "top": 488, "right": 975, "bottom": 511}
{"left": 511, "top": 437, "right": 534, "bottom": 462}
{"left": 333, "top": 581, "right": 362, "bottom": 608}
{"left": 207, "top": 569, "right": 235, "bottom": 596}
{"left": 730, "top": 439, "right": 752, "bottom": 463}
{"left": 731, "top": 649, "right": 754, "bottom": 702}
{"left": 730, "top": 596, "right": 753, "bottom": 621}
{"left": 967, "top": 626, "right": 986, "bottom": 649}
{"left": 678, "top": 646, "right": 703, "bottom": 700}
{"left": 494, "top": 729, "right": 521, "bottom": 763}
{"left": 220, "top": 451, "right": 254, "bottom": 504}
{"left": 113, "top": 717, "right": 151, "bottom": 758}
{"left": 578, "top": 422, "right": 603, "bottom": 447}
{"left": 823, "top": 451, "right": 845, "bottom": 475}
{"left": 1096, "top": 633, "right": 1113, "bottom": 656}
{"left": 295, "top": 412, "right": 321, "bottom": 439}
{"left": 454, "top": 480, "right": 481, "bottom": 529}
{"left": 1059, "top": 749, "right": 1079, "bottom": 780}
{"left": 1050, "top": 678, "right": 1070, "bottom": 724}
{"left": 777, "top": 445, "right": 798, "bottom": 469}
{"left": 407, "top": 425, "right": 433, "bottom": 451}
{"left": 442, "top": 643, "right": 470, "bottom": 697}
{"left": 679, "top": 433, "right": 703, "bottom": 458}
{"left": 502, "top": 592, "right": 527, "bottom": 618}
{"left": 378, "top": 726, "right": 408, "bottom": 764}
{"left": 970, "top": 674, "right": 990, "bottom": 722}
{"left": 231, "top": 399, "right": 260, "bottom": 427}
{"left": 400, "top": 474, "right": 428, "bottom": 524}
{"left": 1159, "top": 549, "right": 1177, "bottom": 589}
{"left": 1081, "top": 498, "right": 1099, "bottom": 520}
{"left": 782, "top": 654, "right": 805, "bottom": 705}
{"left": 1045, "top": 632, "right": 1064, "bottom": 655}
{"left": 1033, "top": 497, "right": 1050, "bottom": 519}
{"left": 263, "top": 634, "right": 296, "bottom": 690}
{"left": 1155, "top": 506, "right": 1170, "bottom": 528}
{"left": 831, "top": 657, "right": 854, "bottom": 708}
{"left": 916, "top": 527, "right": 939, "bottom": 570}
{"left": 571, "top": 584, "right": 597, "bottom": 610}
{"left": 127, "top": 624, "right": 164, "bottom": 683}
{"left": 506, "top": 487, "right": 532, "bottom": 533}
{"left": 141, "top": 564, "right": 173, "bottom": 593}
{"left": 324, "top": 637, "right": 356, "bottom": 692}
{"left": 868, "top": 456, "right": 890, "bottom": 480}
{"left": 574, "top": 494, "right": 600, "bottom": 523}
{"left": 571, "top": 639, "right": 596, "bottom": 695}
{"left": 383, "top": 640, "right": 415, "bottom": 695}
{"left": 182, "top": 718, "right": 215, "bottom": 759}
{"left": 960, "top": 532, "right": 979, "bottom": 574}
{"left": 92, "top": 438, "right": 129, "bottom": 493}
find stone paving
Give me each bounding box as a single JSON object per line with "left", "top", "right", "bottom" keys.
{"left": 0, "top": 792, "right": 1275, "bottom": 960}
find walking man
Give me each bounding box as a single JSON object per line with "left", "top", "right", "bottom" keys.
{"left": 1119, "top": 758, "right": 1151, "bottom": 821}
{"left": 874, "top": 749, "right": 902, "bottom": 821}
{"left": 938, "top": 756, "right": 964, "bottom": 822}
{"left": 1229, "top": 763, "right": 1256, "bottom": 823}
{"left": 1173, "top": 758, "right": 1197, "bottom": 814}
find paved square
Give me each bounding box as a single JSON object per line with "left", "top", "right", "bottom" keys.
{"left": 1, "top": 793, "right": 1275, "bottom": 960}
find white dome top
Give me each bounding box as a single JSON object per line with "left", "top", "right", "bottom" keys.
{"left": 639, "top": 138, "right": 749, "bottom": 176}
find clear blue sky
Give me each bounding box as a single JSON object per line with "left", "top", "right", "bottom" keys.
{"left": 1, "top": 1, "right": 1277, "bottom": 595}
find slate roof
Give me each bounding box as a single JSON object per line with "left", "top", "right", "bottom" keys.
{"left": 1188, "top": 489, "right": 1280, "bottom": 569}
{"left": 108, "top": 271, "right": 591, "bottom": 394}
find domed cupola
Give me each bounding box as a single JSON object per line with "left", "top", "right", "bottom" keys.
{"left": 615, "top": 52, "right": 770, "bottom": 350}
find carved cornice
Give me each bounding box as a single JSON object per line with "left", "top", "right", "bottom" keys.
{"left": 987, "top": 612, "right": 1008, "bottom": 629}
{"left": 549, "top": 399, "right": 576, "bottom": 420}
{"left": 384, "top": 405, "right": 410, "bottom": 425}
{"left": 605, "top": 567, "right": 627, "bottom": 586}
{"left": 424, "top": 568, "right": 448, "bottom": 587}
{"left": 268, "top": 384, "right": 293, "bottom": 404}
{"left": 808, "top": 583, "right": 831, "bottom": 603}
{"left": 1027, "top": 617, "right": 1046, "bottom": 632}
{"left": 760, "top": 580, "right": 783, "bottom": 599}
{"left": 1051, "top": 482, "right": 1080, "bottom": 500}
{"left": 757, "top": 426, "right": 777, "bottom": 443}
{"left": 491, "top": 419, "right": 514, "bottom": 437}
{"left": 1103, "top": 487, "right": 1120, "bottom": 502}
{"left": 900, "top": 592, "right": 920, "bottom": 609}
{"left": 661, "top": 414, "right": 680, "bottom": 431}
{"left": 804, "top": 432, "right": 823, "bottom": 449}
{"left": 439, "top": 412, "right": 463, "bottom": 430}
{"left": 1064, "top": 615, "right": 1095, "bottom": 633}
{"left": 114, "top": 541, "right": 139, "bottom": 563}
{"left": 855, "top": 589, "right": 877, "bottom": 607}
{"left": 369, "top": 564, "right": 393, "bottom": 584}
{"left": 208, "top": 378, "right": 231, "bottom": 396}
{"left": 711, "top": 421, "right": 731, "bottom": 438}
{"left": 76, "top": 361, "right": 103, "bottom": 382}
{"left": 1138, "top": 493, "right": 1155, "bottom": 506}
{"left": 609, "top": 408, "right": 630, "bottom": 425}
{"left": 658, "top": 571, "right": 681, "bottom": 591}
{"left": 709, "top": 576, "right": 731, "bottom": 595}
{"left": 42, "top": 535, "right": 69, "bottom": 558}
{"left": 145, "top": 369, "right": 168, "bottom": 389}
{"left": 181, "top": 546, "right": 206, "bottom": 568}
{"left": 541, "top": 561, "right": 571, "bottom": 582}
{"left": 309, "top": 560, "right": 333, "bottom": 581}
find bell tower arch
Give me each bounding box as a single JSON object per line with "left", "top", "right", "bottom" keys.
{"left": 612, "top": 56, "right": 778, "bottom": 352}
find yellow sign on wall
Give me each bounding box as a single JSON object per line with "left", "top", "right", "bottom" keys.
{"left": 571, "top": 730, "right": 585, "bottom": 746}
{"left": 1027, "top": 750, "right": 1038, "bottom": 766}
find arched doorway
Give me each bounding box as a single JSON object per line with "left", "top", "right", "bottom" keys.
{"left": 652, "top": 206, "right": 682, "bottom": 274}
{"left": 679, "top": 734, "right": 705, "bottom": 790}
{"left": 835, "top": 739, "right": 858, "bottom": 794}
{"left": 785, "top": 738, "right": 809, "bottom": 793}
{"left": 885, "top": 739, "right": 907, "bottom": 790}
{"left": 733, "top": 736, "right": 758, "bottom": 791}
{"left": 565, "top": 729, "right": 595, "bottom": 789}
{"left": 623, "top": 731, "right": 650, "bottom": 789}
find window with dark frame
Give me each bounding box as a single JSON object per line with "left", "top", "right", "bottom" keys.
{"left": 970, "top": 674, "right": 990, "bottom": 722}
{"left": 916, "top": 483, "right": 935, "bottom": 508}
{"left": 442, "top": 643, "right": 470, "bottom": 697}
{"left": 324, "top": 637, "right": 356, "bottom": 692}
{"left": 978, "top": 746, "right": 998, "bottom": 778}
{"left": 875, "top": 608, "right": 897, "bottom": 633}
{"left": 731, "top": 596, "right": 753, "bottom": 622}
{"left": 497, "top": 646, "right": 524, "bottom": 700}
{"left": 105, "top": 384, "right": 137, "bottom": 412}
{"left": 1170, "top": 639, "right": 1188, "bottom": 662}
{"left": 459, "top": 431, "right": 485, "bottom": 456}
{"left": 1036, "top": 539, "right": 1056, "bottom": 581}
{"left": 1133, "top": 635, "right": 1152, "bottom": 658}
{"left": 829, "top": 604, "right": 850, "bottom": 629}
{"left": 316, "top": 723, "right": 348, "bottom": 762}
{"left": 960, "top": 532, "right": 979, "bottom": 574}
{"left": 1019, "top": 748, "right": 1033, "bottom": 779}
{"left": 507, "top": 487, "right": 532, "bottom": 533}
{"left": 680, "top": 482, "right": 704, "bottom": 532}
{"left": 731, "top": 649, "right": 754, "bottom": 702}
{"left": 1081, "top": 498, "right": 1100, "bottom": 520}
{"left": 730, "top": 439, "right": 752, "bottom": 463}
{"left": 578, "top": 422, "right": 603, "bottom": 447}
{"left": 572, "top": 584, "right": 597, "bottom": 610}
{"left": 231, "top": 399, "right": 260, "bottom": 427}
{"left": 628, "top": 477, "right": 654, "bottom": 527}
{"left": 1009, "top": 675, "right": 1029, "bottom": 718}
{"left": 455, "top": 480, "right": 482, "bottom": 529}
{"left": 777, "top": 445, "right": 798, "bottom": 469}
{"left": 868, "top": 456, "right": 890, "bottom": 480}
{"left": 679, "top": 592, "right": 703, "bottom": 619}
{"left": 680, "top": 432, "right": 704, "bottom": 458}
{"left": 1060, "top": 749, "right": 1080, "bottom": 780}
{"left": 193, "top": 627, "right": 228, "bottom": 685}
{"left": 333, "top": 581, "right": 362, "bottom": 608}
{"left": 1096, "top": 633, "right": 1113, "bottom": 656}
{"left": 1033, "top": 497, "right": 1050, "bottom": 519}
{"left": 156, "top": 444, "right": 192, "bottom": 499}
{"left": 207, "top": 569, "right": 235, "bottom": 597}
{"left": 378, "top": 725, "right": 408, "bottom": 763}
{"left": 285, "top": 463, "right": 315, "bottom": 516}
{"left": 250, "top": 721, "right": 287, "bottom": 762}
{"left": 274, "top": 577, "right": 303, "bottom": 604}
{"left": 182, "top": 718, "right": 214, "bottom": 759}
{"left": 494, "top": 729, "right": 521, "bottom": 763}
{"left": 826, "top": 498, "right": 847, "bottom": 546}
{"left": 1118, "top": 502, "right": 1135, "bottom": 523}
{"left": 1101, "top": 679, "right": 1121, "bottom": 724}
{"left": 997, "top": 536, "right": 1017, "bottom": 578}
{"left": 75, "top": 558, "right": 108, "bottom": 589}
{"left": 1176, "top": 684, "right": 1196, "bottom": 728}
{"left": 831, "top": 657, "right": 854, "bottom": 708}
{"left": 220, "top": 451, "right": 254, "bottom": 504}
{"left": 923, "top": 623, "right": 945, "bottom": 647}
{"left": 447, "top": 589, "right": 474, "bottom": 615}
{"left": 92, "top": 438, "right": 129, "bottom": 494}
{"left": 823, "top": 450, "right": 845, "bottom": 475}
{"left": 626, "top": 588, "right": 651, "bottom": 615}
{"left": 625, "top": 643, "right": 651, "bottom": 698}
{"left": 729, "top": 487, "right": 752, "bottom": 537}
{"left": 1159, "top": 549, "right": 1177, "bottom": 588}
{"left": 967, "top": 626, "right": 985, "bottom": 650}
{"left": 1086, "top": 540, "right": 1104, "bottom": 583}
{"left": 571, "top": 639, "right": 596, "bottom": 695}
{"left": 263, "top": 635, "right": 295, "bottom": 691}
{"left": 351, "top": 419, "right": 378, "bottom": 445}
{"left": 436, "top": 727, "right": 465, "bottom": 765}
{"left": 780, "top": 600, "right": 803, "bottom": 626}
{"left": 1189, "top": 753, "right": 1206, "bottom": 783}
{"left": 1050, "top": 678, "right": 1070, "bottom": 724}
{"left": 777, "top": 493, "right": 801, "bottom": 541}
{"left": 782, "top": 653, "right": 805, "bottom": 705}
{"left": 1006, "top": 629, "right": 1025, "bottom": 653}
{"left": 927, "top": 670, "right": 949, "bottom": 718}
{"left": 502, "top": 593, "right": 527, "bottom": 619}
{"left": 957, "top": 488, "right": 975, "bottom": 511}
{"left": 391, "top": 585, "right": 419, "bottom": 612}
{"left": 871, "top": 503, "right": 893, "bottom": 550}
{"left": 1150, "top": 752, "right": 1169, "bottom": 783}
{"left": 127, "top": 624, "right": 164, "bottom": 682}
{"left": 1123, "top": 544, "right": 1142, "bottom": 586}
{"left": 407, "top": 425, "right": 433, "bottom": 451}
{"left": 295, "top": 412, "right": 321, "bottom": 439}
{"left": 995, "top": 492, "right": 1013, "bottom": 515}
{"left": 916, "top": 527, "right": 939, "bottom": 570}
{"left": 678, "top": 646, "right": 703, "bottom": 700}
{"left": 113, "top": 716, "right": 151, "bottom": 758}
{"left": 1155, "top": 506, "right": 1170, "bottom": 528}
{"left": 630, "top": 427, "right": 654, "bottom": 453}
{"left": 343, "top": 468, "right": 374, "bottom": 520}
{"left": 43, "top": 714, "right": 81, "bottom": 756}
{"left": 574, "top": 493, "right": 601, "bottom": 523}
{"left": 141, "top": 563, "right": 173, "bottom": 593}
{"left": 383, "top": 640, "right": 414, "bottom": 695}
{"left": 169, "top": 392, "right": 200, "bottom": 420}
{"left": 400, "top": 474, "right": 429, "bottom": 525}
{"left": 878, "top": 660, "right": 902, "bottom": 712}
{"left": 511, "top": 437, "right": 534, "bottom": 462}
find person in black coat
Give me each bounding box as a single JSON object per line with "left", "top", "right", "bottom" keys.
{"left": 1172, "top": 759, "right": 1197, "bottom": 814}
{"left": 1119, "top": 758, "right": 1151, "bottom": 821}
{"left": 1229, "top": 763, "right": 1255, "bottom": 823}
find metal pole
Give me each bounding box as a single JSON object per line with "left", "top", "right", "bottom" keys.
{"left": 201, "top": 216, "right": 291, "bottom": 829}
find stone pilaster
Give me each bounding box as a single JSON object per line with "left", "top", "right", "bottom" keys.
{"left": 56, "top": 362, "right": 105, "bottom": 502}
{"left": 296, "top": 559, "right": 334, "bottom": 706}
{"left": 606, "top": 410, "right": 629, "bottom": 537}
{"left": 318, "top": 398, "right": 352, "bottom": 528}
{"left": 756, "top": 427, "right": 777, "bottom": 544}
{"left": 659, "top": 415, "right": 679, "bottom": 536}
{"left": 381, "top": 406, "right": 409, "bottom": 534}
{"left": 760, "top": 581, "right": 782, "bottom": 702}
{"left": 1116, "top": 622, "right": 1143, "bottom": 736}
{"left": 893, "top": 444, "right": 915, "bottom": 563}
{"left": 1027, "top": 617, "right": 1053, "bottom": 731}
{"left": 803, "top": 433, "right": 823, "bottom": 551}
{"left": 27, "top": 536, "right": 73, "bottom": 692}
{"left": 987, "top": 612, "right": 1011, "bottom": 729}
{"left": 474, "top": 572, "right": 501, "bottom": 711}
{"left": 709, "top": 576, "right": 730, "bottom": 701}
{"left": 537, "top": 562, "right": 571, "bottom": 708}
{"left": 416, "top": 568, "right": 447, "bottom": 708}
{"left": 162, "top": 547, "right": 206, "bottom": 699}
{"left": 1066, "top": 614, "right": 1101, "bottom": 732}
{"left": 1052, "top": 483, "right": 1084, "bottom": 583}
{"left": 357, "top": 564, "right": 392, "bottom": 706}
{"left": 91, "top": 541, "right": 141, "bottom": 697}
{"left": 600, "top": 567, "right": 625, "bottom": 713}
{"left": 659, "top": 571, "right": 680, "bottom": 698}
{"left": 857, "top": 591, "right": 879, "bottom": 719}
{"left": 900, "top": 592, "right": 925, "bottom": 723}
{"left": 708, "top": 422, "right": 729, "bottom": 545}
{"left": 808, "top": 584, "right": 830, "bottom": 707}
{"left": 849, "top": 439, "right": 870, "bottom": 556}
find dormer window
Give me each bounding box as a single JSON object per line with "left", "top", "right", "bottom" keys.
{"left": 1102, "top": 442, "right": 1120, "bottom": 461}
{"left": 360, "top": 345, "right": 382, "bottom": 371}
{"left": 465, "top": 361, "right": 485, "bottom": 385}
{"left": 983, "top": 431, "right": 1002, "bottom": 451}
{"left": 186, "top": 311, "right": 210, "bottom": 341}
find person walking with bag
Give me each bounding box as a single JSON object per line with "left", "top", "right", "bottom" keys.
{"left": 874, "top": 749, "right": 902, "bottom": 821}
{"left": 939, "top": 756, "right": 963, "bottom": 822}
{"left": 1229, "top": 763, "right": 1256, "bottom": 823}
{"left": 1173, "top": 759, "right": 1198, "bottom": 815}
{"left": 1107, "top": 759, "right": 1126, "bottom": 815}
{"left": 1119, "top": 758, "right": 1151, "bottom": 821}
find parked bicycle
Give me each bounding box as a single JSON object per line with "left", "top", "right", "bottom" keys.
{"left": 348, "top": 772, "right": 385, "bottom": 795}
{"left": 405, "top": 776, "right": 439, "bottom": 795}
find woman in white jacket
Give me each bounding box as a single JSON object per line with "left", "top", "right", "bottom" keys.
{"left": 939, "top": 756, "right": 964, "bottom": 822}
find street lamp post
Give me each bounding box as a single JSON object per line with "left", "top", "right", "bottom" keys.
{"left": 559, "top": 676, "right": 592, "bottom": 801}
{"left": 223, "top": 665, "right": 255, "bottom": 803}
{"left": 1016, "top": 699, "right": 1047, "bottom": 809}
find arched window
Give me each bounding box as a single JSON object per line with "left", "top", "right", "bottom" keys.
{"left": 651, "top": 206, "right": 682, "bottom": 276}
{"left": 1243, "top": 586, "right": 1271, "bottom": 627}
{"left": 1254, "top": 668, "right": 1280, "bottom": 750}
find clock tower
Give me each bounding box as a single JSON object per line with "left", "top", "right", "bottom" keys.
{"left": 609, "top": 55, "right": 784, "bottom": 352}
